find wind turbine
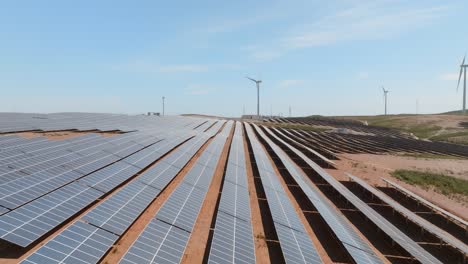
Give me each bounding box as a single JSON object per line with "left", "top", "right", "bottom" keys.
{"left": 382, "top": 86, "right": 389, "bottom": 115}
{"left": 246, "top": 76, "right": 262, "bottom": 117}
{"left": 457, "top": 55, "right": 467, "bottom": 114}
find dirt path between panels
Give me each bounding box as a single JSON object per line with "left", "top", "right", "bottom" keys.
{"left": 180, "top": 123, "right": 234, "bottom": 263}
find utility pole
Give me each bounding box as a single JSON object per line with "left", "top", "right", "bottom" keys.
{"left": 162, "top": 96, "right": 165, "bottom": 116}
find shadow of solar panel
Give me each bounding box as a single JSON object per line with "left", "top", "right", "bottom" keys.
{"left": 0, "top": 206, "right": 9, "bottom": 216}
{"left": 0, "top": 182, "right": 103, "bottom": 247}
{"left": 20, "top": 221, "right": 118, "bottom": 264}
{"left": 120, "top": 219, "right": 190, "bottom": 264}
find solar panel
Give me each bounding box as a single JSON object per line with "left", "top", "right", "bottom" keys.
{"left": 79, "top": 161, "right": 141, "bottom": 193}
{"left": 0, "top": 206, "right": 8, "bottom": 216}
{"left": 267, "top": 125, "right": 443, "bottom": 264}
{"left": 0, "top": 182, "right": 103, "bottom": 247}
{"left": 348, "top": 173, "right": 468, "bottom": 256}
{"left": 208, "top": 122, "right": 255, "bottom": 264}
{"left": 20, "top": 221, "right": 118, "bottom": 264}
{"left": 244, "top": 123, "right": 322, "bottom": 264}
{"left": 120, "top": 122, "right": 232, "bottom": 264}
{"left": 82, "top": 180, "right": 160, "bottom": 235}
{"left": 18, "top": 131, "right": 212, "bottom": 262}
{"left": 259, "top": 125, "right": 384, "bottom": 264}
{"left": 119, "top": 219, "right": 190, "bottom": 264}
{"left": 209, "top": 212, "right": 255, "bottom": 264}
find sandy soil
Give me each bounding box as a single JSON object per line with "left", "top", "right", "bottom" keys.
{"left": 326, "top": 153, "right": 468, "bottom": 220}
{"left": 243, "top": 127, "right": 271, "bottom": 263}
{"left": 14, "top": 130, "right": 119, "bottom": 140}
{"left": 181, "top": 123, "right": 234, "bottom": 263}
{"left": 341, "top": 153, "right": 468, "bottom": 180}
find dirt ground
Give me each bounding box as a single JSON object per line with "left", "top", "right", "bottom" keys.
{"left": 326, "top": 153, "right": 468, "bottom": 220}
{"left": 14, "top": 130, "right": 119, "bottom": 140}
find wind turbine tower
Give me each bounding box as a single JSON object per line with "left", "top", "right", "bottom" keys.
{"left": 382, "top": 87, "right": 389, "bottom": 115}
{"left": 457, "top": 55, "right": 467, "bottom": 114}
{"left": 246, "top": 76, "right": 262, "bottom": 117}
{"left": 162, "top": 96, "right": 165, "bottom": 116}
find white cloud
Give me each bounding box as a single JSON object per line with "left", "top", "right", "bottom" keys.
{"left": 279, "top": 79, "right": 304, "bottom": 88}
{"left": 113, "top": 62, "right": 241, "bottom": 74}
{"left": 248, "top": 2, "right": 448, "bottom": 60}
{"left": 439, "top": 72, "right": 460, "bottom": 81}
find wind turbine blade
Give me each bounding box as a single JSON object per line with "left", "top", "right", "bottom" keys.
{"left": 246, "top": 76, "right": 257, "bottom": 82}
{"left": 462, "top": 55, "right": 466, "bottom": 66}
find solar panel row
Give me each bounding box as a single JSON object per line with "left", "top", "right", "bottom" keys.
{"left": 208, "top": 122, "right": 255, "bottom": 264}
{"left": 21, "top": 126, "right": 221, "bottom": 263}
{"left": 120, "top": 121, "right": 232, "bottom": 264}
{"left": 20, "top": 221, "right": 118, "bottom": 264}
{"left": 244, "top": 123, "right": 322, "bottom": 264}
{"left": 0, "top": 133, "right": 163, "bottom": 210}
{"left": 271, "top": 126, "right": 443, "bottom": 264}
{"left": 348, "top": 173, "right": 468, "bottom": 256}
{"left": 0, "top": 134, "right": 174, "bottom": 247}
{"left": 0, "top": 113, "right": 207, "bottom": 133}
{"left": 258, "top": 126, "right": 384, "bottom": 264}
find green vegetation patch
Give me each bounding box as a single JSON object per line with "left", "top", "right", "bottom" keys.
{"left": 430, "top": 131, "right": 468, "bottom": 145}
{"left": 391, "top": 169, "right": 468, "bottom": 196}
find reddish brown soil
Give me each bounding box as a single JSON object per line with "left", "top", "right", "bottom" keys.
{"left": 326, "top": 153, "right": 468, "bottom": 220}
{"left": 255, "top": 130, "right": 332, "bottom": 263}
{"left": 101, "top": 134, "right": 219, "bottom": 264}
{"left": 14, "top": 130, "right": 119, "bottom": 140}
{"left": 180, "top": 124, "right": 234, "bottom": 263}
{"left": 243, "top": 127, "right": 271, "bottom": 263}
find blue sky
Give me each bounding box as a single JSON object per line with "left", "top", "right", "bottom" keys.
{"left": 0, "top": 0, "right": 467, "bottom": 117}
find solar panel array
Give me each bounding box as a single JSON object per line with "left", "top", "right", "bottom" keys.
{"left": 245, "top": 124, "right": 322, "bottom": 264}
{"left": 0, "top": 116, "right": 212, "bottom": 249}
{"left": 258, "top": 125, "right": 384, "bottom": 264}
{"left": 269, "top": 125, "right": 443, "bottom": 264}
{"left": 120, "top": 121, "right": 232, "bottom": 264}
{"left": 0, "top": 112, "right": 210, "bottom": 133}
{"left": 0, "top": 112, "right": 463, "bottom": 264}
{"left": 208, "top": 122, "right": 255, "bottom": 264}
{"left": 21, "top": 128, "right": 218, "bottom": 264}
{"left": 348, "top": 173, "right": 468, "bottom": 256}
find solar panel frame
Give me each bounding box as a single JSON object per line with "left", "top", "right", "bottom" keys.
{"left": 0, "top": 182, "right": 103, "bottom": 247}
{"left": 20, "top": 221, "right": 118, "bottom": 264}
